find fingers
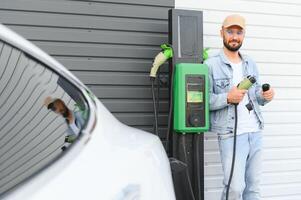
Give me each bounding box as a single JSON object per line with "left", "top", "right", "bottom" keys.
{"left": 235, "top": 92, "right": 245, "bottom": 102}
{"left": 227, "top": 87, "right": 247, "bottom": 104}
{"left": 240, "top": 89, "right": 247, "bottom": 94}
{"left": 262, "top": 88, "right": 275, "bottom": 101}
{"left": 44, "top": 96, "right": 52, "bottom": 106}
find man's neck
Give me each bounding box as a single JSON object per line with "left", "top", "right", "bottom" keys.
{"left": 223, "top": 47, "right": 241, "bottom": 63}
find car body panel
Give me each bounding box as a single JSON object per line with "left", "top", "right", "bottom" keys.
{"left": 0, "top": 24, "right": 175, "bottom": 199}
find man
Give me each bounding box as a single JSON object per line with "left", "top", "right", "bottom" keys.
{"left": 44, "top": 96, "right": 85, "bottom": 150}
{"left": 204, "top": 15, "right": 274, "bottom": 200}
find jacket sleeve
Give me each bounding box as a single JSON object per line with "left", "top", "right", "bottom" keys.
{"left": 74, "top": 111, "right": 85, "bottom": 129}
{"left": 206, "top": 61, "right": 229, "bottom": 111}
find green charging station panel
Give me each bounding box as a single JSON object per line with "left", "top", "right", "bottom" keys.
{"left": 173, "top": 63, "right": 209, "bottom": 133}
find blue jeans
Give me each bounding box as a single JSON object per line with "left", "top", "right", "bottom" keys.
{"left": 218, "top": 132, "right": 263, "bottom": 200}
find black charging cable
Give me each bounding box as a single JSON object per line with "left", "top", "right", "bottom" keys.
{"left": 151, "top": 77, "right": 159, "bottom": 136}
{"left": 225, "top": 83, "right": 270, "bottom": 200}
{"left": 225, "top": 104, "right": 238, "bottom": 200}
{"left": 166, "top": 65, "right": 175, "bottom": 153}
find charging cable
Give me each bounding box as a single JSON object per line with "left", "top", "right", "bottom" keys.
{"left": 149, "top": 44, "right": 173, "bottom": 136}
{"left": 225, "top": 76, "right": 257, "bottom": 200}
{"left": 225, "top": 81, "right": 270, "bottom": 200}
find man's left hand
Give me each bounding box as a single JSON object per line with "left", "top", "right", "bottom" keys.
{"left": 262, "top": 88, "right": 275, "bottom": 101}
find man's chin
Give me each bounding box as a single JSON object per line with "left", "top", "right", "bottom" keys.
{"left": 223, "top": 40, "right": 242, "bottom": 52}
{"left": 226, "top": 47, "right": 240, "bottom": 52}
{"left": 226, "top": 44, "right": 241, "bottom": 52}
{"left": 229, "top": 43, "right": 240, "bottom": 48}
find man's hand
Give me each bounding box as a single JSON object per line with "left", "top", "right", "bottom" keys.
{"left": 262, "top": 88, "right": 275, "bottom": 101}
{"left": 44, "top": 96, "right": 52, "bottom": 107}
{"left": 227, "top": 86, "right": 247, "bottom": 104}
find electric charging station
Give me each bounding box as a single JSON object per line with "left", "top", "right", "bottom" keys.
{"left": 173, "top": 63, "right": 209, "bottom": 133}
{"left": 149, "top": 9, "right": 208, "bottom": 200}
{"left": 168, "top": 9, "right": 208, "bottom": 200}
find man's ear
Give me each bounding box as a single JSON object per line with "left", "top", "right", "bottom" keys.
{"left": 220, "top": 28, "right": 224, "bottom": 38}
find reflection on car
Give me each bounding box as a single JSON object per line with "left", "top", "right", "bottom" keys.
{"left": 44, "top": 97, "right": 85, "bottom": 151}
{"left": 0, "top": 38, "right": 89, "bottom": 195}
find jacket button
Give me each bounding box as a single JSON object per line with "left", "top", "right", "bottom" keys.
{"left": 229, "top": 131, "right": 233, "bottom": 133}
{"left": 231, "top": 117, "right": 234, "bottom": 119}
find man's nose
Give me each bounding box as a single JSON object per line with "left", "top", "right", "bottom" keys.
{"left": 232, "top": 34, "right": 238, "bottom": 40}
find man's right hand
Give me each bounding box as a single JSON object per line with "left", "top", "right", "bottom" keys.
{"left": 227, "top": 86, "right": 247, "bottom": 104}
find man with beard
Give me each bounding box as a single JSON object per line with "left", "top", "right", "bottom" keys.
{"left": 204, "top": 15, "right": 274, "bottom": 200}
{"left": 44, "top": 96, "right": 85, "bottom": 151}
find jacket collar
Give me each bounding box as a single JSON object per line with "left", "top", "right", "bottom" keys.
{"left": 219, "top": 50, "right": 249, "bottom": 66}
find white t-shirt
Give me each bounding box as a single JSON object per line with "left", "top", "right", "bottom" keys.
{"left": 231, "top": 62, "right": 260, "bottom": 135}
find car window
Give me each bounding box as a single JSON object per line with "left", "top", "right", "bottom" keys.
{"left": 0, "top": 40, "right": 89, "bottom": 195}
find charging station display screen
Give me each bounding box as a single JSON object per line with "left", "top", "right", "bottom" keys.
{"left": 187, "top": 91, "right": 203, "bottom": 103}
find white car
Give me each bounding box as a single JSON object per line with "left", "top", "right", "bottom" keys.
{"left": 0, "top": 24, "right": 175, "bottom": 200}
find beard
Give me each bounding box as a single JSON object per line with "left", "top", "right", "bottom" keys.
{"left": 223, "top": 38, "right": 242, "bottom": 52}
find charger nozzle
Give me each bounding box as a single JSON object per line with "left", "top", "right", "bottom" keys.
{"left": 262, "top": 83, "right": 270, "bottom": 92}
{"left": 149, "top": 44, "right": 173, "bottom": 78}
{"left": 237, "top": 75, "right": 256, "bottom": 90}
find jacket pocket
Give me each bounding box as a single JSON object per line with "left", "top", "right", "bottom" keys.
{"left": 214, "top": 78, "right": 230, "bottom": 93}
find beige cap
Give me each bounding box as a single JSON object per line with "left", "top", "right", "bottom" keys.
{"left": 222, "top": 14, "right": 245, "bottom": 29}
{"left": 44, "top": 96, "right": 64, "bottom": 107}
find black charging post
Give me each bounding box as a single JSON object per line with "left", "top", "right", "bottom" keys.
{"left": 168, "top": 9, "right": 205, "bottom": 200}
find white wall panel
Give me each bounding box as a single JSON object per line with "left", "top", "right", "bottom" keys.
{"left": 176, "top": 0, "right": 301, "bottom": 199}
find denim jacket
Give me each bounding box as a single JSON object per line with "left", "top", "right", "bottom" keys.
{"left": 66, "top": 111, "right": 84, "bottom": 137}
{"left": 204, "top": 50, "right": 269, "bottom": 135}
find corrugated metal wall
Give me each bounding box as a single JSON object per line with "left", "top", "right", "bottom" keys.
{"left": 176, "top": 0, "right": 301, "bottom": 199}
{"left": 0, "top": 0, "right": 174, "bottom": 139}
